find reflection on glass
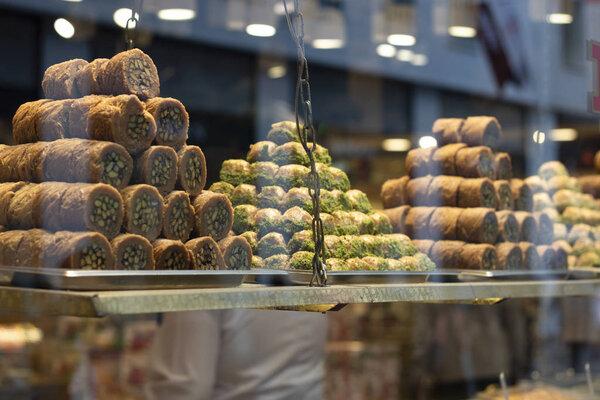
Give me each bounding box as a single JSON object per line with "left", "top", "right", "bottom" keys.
{"left": 54, "top": 18, "right": 75, "bottom": 39}
{"left": 157, "top": 8, "right": 196, "bottom": 21}
{"left": 113, "top": 8, "right": 138, "bottom": 29}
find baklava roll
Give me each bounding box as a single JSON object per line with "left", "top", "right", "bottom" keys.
{"left": 282, "top": 206, "right": 312, "bottom": 238}
{"left": 43, "top": 139, "right": 133, "bottom": 189}
{"left": 427, "top": 176, "right": 462, "bottom": 207}
{"left": 494, "top": 180, "right": 514, "bottom": 210}
{"left": 457, "top": 178, "right": 496, "bottom": 208}
{"left": 456, "top": 207, "right": 498, "bottom": 244}
{"left": 43, "top": 231, "right": 115, "bottom": 270}
{"left": 12, "top": 229, "right": 47, "bottom": 268}
{"left": 121, "top": 184, "right": 164, "bottom": 240}
{"left": 381, "top": 234, "right": 417, "bottom": 259}
{"left": 240, "top": 231, "right": 259, "bottom": 254}
{"left": 459, "top": 116, "right": 501, "bottom": 148}
{"left": 284, "top": 187, "right": 312, "bottom": 213}
{"left": 99, "top": 49, "right": 160, "bottom": 99}
{"left": 73, "top": 58, "right": 109, "bottom": 96}
{"left": 428, "top": 207, "right": 461, "bottom": 240}
{"left": 257, "top": 232, "right": 288, "bottom": 258}
{"left": 133, "top": 146, "right": 177, "bottom": 195}
{"left": 456, "top": 243, "right": 497, "bottom": 270}
{"left": 412, "top": 239, "right": 434, "bottom": 257}
{"left": 0, "top": 182, "right": 27, "bottom": 227}
{"left": 42, "top": 58, "right": 88, "bottom": 99}
{"left": 329, "top": 166, "right": 351, "bottom": 192}
{"left": 257, "top": 186, "right": 286, "bottom": 210}
{"left": 553, "top": 223, "right": 568, "bottom": 241}
{"left": 513, "top": 211, "right": 537, "bottom": 243}
{"left": 371, "top": 211, "right": 393, "bottom": 235}
{"left": 12, "top": 99, "right": 72, "bottom": 143}
{"left": 538, "top": 161, "right": 568, "bottom": 181}
{"left": 0, "top": 230, "right": 26, "bottom": 266}
{"left": 192, "top": 191, "right": 233, "bottom": 241}
{"left": 455, "top": 146, "right": 494, "bottom": 178}
{"left": 431, "top": 143, "right": 467, "bottom": 175}
{"left": 288, "top": 230, "right": 314, "bottom": 254}
{"left": 229, "top": 184, "right": 257, "bottom": 209}
{"left": 219, "top": 236, "right": 252, "bottom": 270}
{"left": 275, "top": 165, "right": 309, "bottom": 191}
{"left": 266, "top": 121, "right": 300, "bottom": 144}
{"left": 518, "top": 242, "right": 541, "bottom": 270}
{"left": 185, "top": 236, "right": 225, "bottom": 270}
{"left": 288, "top": 251, "right": 316, "bottom": 270}
{"left": 524, "top": 176, "right": 547, "bottom": 194}
{"left": 430, "top": 240, "right": 464, "bottom": 269}
{"left": 495, "top": 211, "right": 519, "bottom": 243}
{"left": 247, "top": 141, "right": 277, "bottom": 163}
{"left": 406, "top": 147, "right": 436, "bottom": 177}
{"left": 533, "top": 192, "right": 553, "bottom": 212}
{"left": 536, "top": 245, "right": 555, "bottom": 270}
{"left": 348, "top": 211, "right": 375, "bottom": 235}
{"left": 551, "top": 244, "right": 568, "bottom": 270}
{"left": 495, "top": 243, "right": 522, "bottom": 270}
{"left": 381, "top": 176, "right": 409, "bottom": 208}
{"left": 532, "top": 212, "right": 553, "bottom": 245}
{"left": 510, "top": 179, "right": 533, "bottom": 211}
{"left": 264, "top": 254, "right": 290, "bottom": 269}
{"left": 253, "top": 161, "right": 279, "bottom": 189}
{"left": 407, "top": 176, "right": 433, "bottom": 206}
{"left": 331, "top": 211, "right": 360, "bottom": 236}
{"left": 162, "top": 191, "right": 194, "bottom": 241}
{"left": 111, "top": 233, "right": 154, "bottom": 270}
{"left": 67, "top": 95, "right": 107, "bottom": 137}
{"left": 381, "top": 205, "right": 410, "bottom": 234}
{"left": 431, "top": 118, "right": 463, "bottom": 145}
{"left": 346, "top": 189, "right": 372, "bottom": 213}
{"left": 145, "top": 97, "right": 188, "bottom": 149}
{"left": 320, "top": 190, "right": 352, "bottom": 214}
{"left": 176, "top": 145, "right": 207, "bottom": 196}
{"left": 494, "top": 152, "right": 512, "bottom": 180}
{"left": 209, "top": 182, "right": 234, "bottom": 197}
{"left": 256, "top": 208, "right": 282, "bottom": 237}
{"left": 271, "top": 142, "right": 309, "bottom": 166}
{"left": 405, "top": 206, "right": 435, "bottom": 239}
{"left": 153, "top": 239, "right": 191, "bottom": 270}
{"left": 0, "top": 144, "right": 46, "bottom": 183}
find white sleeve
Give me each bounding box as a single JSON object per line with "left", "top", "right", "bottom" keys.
{"left": 145, "top": 311, "right": 221, "bottom": 400}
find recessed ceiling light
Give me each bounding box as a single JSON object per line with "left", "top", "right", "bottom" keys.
{"left": 386, "top": 34, "right": 416, "bottom": 47}
{"left": 246, "top": 24, "right": 276, "bottom": 37}
{"left": 376, "top": 44, "right": 396, "bottom": 58}
{"left": 157, "top": 8, "right": 196, "bottom": 21}
{"left": 419, "top": 136, "right": 437, "bottom": 148}
{"left": 267, "top": 65, "right": 286, "bottom": 79}
{"left": 113, "top": 8, "right": 139, "bottom": 29}
{"left": 550, "top": 128, "right": 577, "bottom": 141}
{"left": 54, "top": 18, "right": 75, "bottom": 39}
{"left": 546, "top": 13, "right": 573, "bottom": 24}
{"left": 397, "top": 49, "right": 414, "bottom": 62}
{"left": 411, "top": 54, "right": 428, "bottom": 66}
{"left": 312, "top": 39, "right": 344, "bottom": 49}
{"left": 533, "top": 130, "right": 546, "bottom": 144}
{"left": 382, "top": 138, "right": 411, "bottom": 152}
{"left": 448, "top": 26, "right": 477, "bottom": 38}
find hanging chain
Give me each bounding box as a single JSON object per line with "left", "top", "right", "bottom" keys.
{"left": 125, "top": 0, "right": 144, "bottom": 50}
{"left": 283, "top": 0, "right": 327, "bottom": 287}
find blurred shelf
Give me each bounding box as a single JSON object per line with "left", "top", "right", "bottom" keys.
{"left": 0, "top": 279, "right": 598, "bottom": 318}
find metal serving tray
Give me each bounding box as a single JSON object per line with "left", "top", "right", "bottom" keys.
{"left": 0, "top": 266, "right": 248, "bottom": 291}
{"left": 458, "top": 269, "right": 596, "bottom": 282}
{"left": 244, "top": 269, "right": 294, "bottom": 285}
{"left": 286, "top": 270, "right": 437, "bottom": 285}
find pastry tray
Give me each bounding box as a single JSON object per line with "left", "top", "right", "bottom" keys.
{"left": 286, "top": 270, "right": 461, "bottom": 285}
{"left": 0, "top": 266, "right": 249, "bottom": 291}
{"left": 244, "top": 269, "right": 293, "bottom": 285}
{"left": 458, "top": 269, "right": 597, "bottom": 282}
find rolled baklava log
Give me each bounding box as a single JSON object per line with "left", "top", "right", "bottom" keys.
{"left": 538, "top": 161, "right": 568, "bottom": 181}
{"left": 162, "top": 191, "right": 194, "bottom": 241}
{"left": 253, "top": 162, "right": 279, "bottom": 189}
{"left": 132, "top": 146, "right": 177, "bottom": 195}
{"left": 495, "top": 243, "right": 522, "bottom": 270}
{"left": 257, "top": 232, "right": 288, "bottom": 258}
{"left": 407, "top": 176, "right": 433, "bottom": 206}
{"left": 176, "top": 146, "right": 207, "bottom": 197}
{"left": 145, "top": 97, "right": 188, "bottom": 149}
{"left": 513, "top": 211, "right": 537, "bottom": 242}
{"left": 405, "top": 206, "right": 435, "bottom": 239}
{"left": 98, "top": 49, "right": 160, "bottom": 99}
{"left": 0, "top": 182, "right": 27, "bottom": 227}
{"left": 193, "top": 191, "right": 233, "bottom": 241}
{"left": 427, "top": 176, "right": 461, "bottom": 207}
{"left": 219, "top": 236, "right": 252, "bottom": 270}
{"left": 247, "top": 141, "right": 277, "bottom": 163}
{"left": 43, "top": 139, "right": 133, "bottom": 189}
{"left": 578, "top": 175, "right": 600, "bottom": 198}
{"left": 430, "top": 240, "right": 464, "bottom": 269}
{"left": 42, "top": 58, "right": 88, "bottom": 99}
{"left": 185, "top": 237, "right": 225, "bottom": 270}
{"left": 536, "top": 246, "right": 555, "bottom": 270}
{"left": 459, "top": 116, "right": 501, "bottom": 148}
{"left": 494, "top": 180, "right": 514, "bottom": 210}
{"left": 267, "top": 121, "right": 300, "bottom": 144}
{"left": 428, "top": 207, "right": 462, "bottom": 240}
{"left": 456, "top": 207, "right": 498, "bottom": 244}
{"left": 431, "top": 143, "right": 467, "bottom": 175}
{"left": 12, "top": 99, "right": 72, "bottom": 143}
{"left": 0, "top": 230, "right": 26, "bottom": 266}
{"left": 406, "top": 147, "right": 436, "bottom": 177}
{"left": 412, "top": 239, "right": 434, "bottom": 256}
{"left": 457, "top": 243, "right": 497, "bottom": 270}
{"left": 552, "top": 244, "right": 568, "bottom": 270}
{"left": 432, "top": 118, "right": 463, "bottom": 145}
{"left": 346, "top": 190, "right": 372, "bottom": 214}
{"left": 455, "top": 146, "right": 494, "bottom": 178}
{"left": 87, "top": 95, "right": 157, "bottom": 154}
{"left": 73, "top": 58, "right": 109, "bottom": 96}
{"left": 494, "top": 152, "right": 512, "bottom": 180}
{"left": 153, "top": 239, "right": 191, "bottom": 270}
{"left": 381, "top": 176, "right": 409, "bottom": 208}
{"left": 0, "top": 142, "right": 46, "bottom": 183}
{"left": 258, "top": 186, "right": 286, "bottom": 210}
{"left": 381, "top": 205, "right": 410, "bottom": 234}
{"left": 43, "top": 231, "right": 116, "bottom": 270}
{"left": 67, "top": 95, "right": 106, "bottom": 137}
{"left": 495, "top": 211, "right": 519, "bottom": 243}
{"left": 111, "top": 234, "right": 154, "bottom": 270}
{"left": 458, "top": 178, "right": 496, "bottom": 208}
{"left": 510, "top": 179, "right": 533, "bottom": 211}
{"left": 518, "top": 242, "right": 541, "bottom": 270}
{"left": 8, "top": 229, "right": 48, "bottom": 267}
{"left": 284, "top": 187, "right": 312, "bottom": 213}
{"left": 230, "top": 184, "right": 258, "bottom": 207}
{"left": 532, "top": 212, "right": 553, "bottom": 245}
{"left": 271, "top": 142, "right": 309, "bottom": 166}
{"left": 121, "top": 184, "right": 164, "bottom": 240}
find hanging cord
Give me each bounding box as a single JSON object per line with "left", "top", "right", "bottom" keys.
{"left": 125, "top": 0, "right": 144, "bottom": 49}
{"left": 283, "top": 0, "right": 327, "bottom": 287}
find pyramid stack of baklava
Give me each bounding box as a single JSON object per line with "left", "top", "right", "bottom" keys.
{"left": 208, "top": 121, "right": 436, "bottom": 271}
{"left": 380, "top": 116, "right": 566, "bottom": 271}
{"left": 0, "top": 49, "right": 248, "bottom": 271}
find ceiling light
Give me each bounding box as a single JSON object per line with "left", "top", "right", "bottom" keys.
{"left": 448, "top": 26, "right": 477, "bottom": 38}
{"left": 419, "top": 136, "right": 437, "bottom": 148}
{"left": 550, "top": 128, "right": 577, "bottom": 141}
{"left": 397, "top": 49, "right": 414, "bottom": 62}
{"left": 386, "top": 34, "right": 416, "bottom": 46}
{"left": 312, "top": 39, "right": 344, "bottom": 49}
{"left": 273, "top": 1, "right": 294, "bottom": 16}
{"left": 246, "top": 24, "right": 276, "bottom": 37}
{"left": 533, "top": 130, "right": 546, "bottom": 144}
{"left": 54, "top": 18, "right": 75, "bottom": 39}
{"left": 411, "top": 54, "right": 428, "bottom": 66}
{"left": 382, "top": 138, "right": 411, "bottom": 152}
{"left": 114, "top": 8, "right": 139, "bottom": 29}
{"left": 546, "top": 13, "right": 572, "bottom": 24}
{"left": 62, "top": 0, "right": 82, "bottom": 2}
{"left": 157, "top": 8, "right": 196, "bottom": 21}
{"left": 267, "top": 65, "right": 286, "bottom": 79}
{"left": 376, "top": 44, "right": 396, "bottom": 58}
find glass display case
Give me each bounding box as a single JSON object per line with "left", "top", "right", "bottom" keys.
{"left": 0, "top": 0, "right": 599, "bottom": 399}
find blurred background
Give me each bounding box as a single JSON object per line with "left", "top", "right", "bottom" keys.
{"left": 0, "top": 0, "right": 599, "bottom": 398}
